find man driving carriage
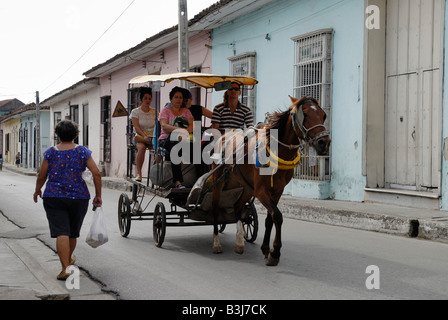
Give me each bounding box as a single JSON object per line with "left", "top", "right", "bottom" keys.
{"left": 212, "top": 82, "right": 254, "bottom": 133}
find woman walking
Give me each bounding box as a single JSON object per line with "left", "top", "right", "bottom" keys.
{"left": 33, "top": 120, "right": 102, "bottom": 280}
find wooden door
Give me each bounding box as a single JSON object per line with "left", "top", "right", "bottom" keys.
{"left": 385, "top": 0, "right": 443, "bottom": 191}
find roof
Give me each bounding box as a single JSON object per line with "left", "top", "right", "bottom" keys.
{"left": 0, "top": 98, "right": 25, "bottom": 112}
{"left": 40, "top": 77, "right": 99, "bottom": 107}
{"left": 0, "top": 103, "right": 49, "bottom": 123}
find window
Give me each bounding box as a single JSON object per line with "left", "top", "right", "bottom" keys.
{"left": 70, "top": 105, "right": 79, "bottom": 144}
{"left": 228, "top": 52, "right": 256, "bottom": 115}
{"left": 101, "top": 97, "right": 111, "bottom": 163}
{"left": 53, "top": 112, "right": 61, "bottom": 145}
{"left": 83, "top": 104, "right": 89, "bottom": 148}
{"left": 5, "top": 133, "right": 10, "bottom": 154}
{"left": 292, "top": 29, "right": 333, "bottom": 182}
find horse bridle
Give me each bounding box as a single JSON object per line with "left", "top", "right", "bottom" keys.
{"left": 289, "top": 99, "right": 330, "bottom": 149}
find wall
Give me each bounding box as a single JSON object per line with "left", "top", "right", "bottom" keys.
{"left": 2, "top": 118, "right": 20, "bottom": 164}
{"left": 20, "top": 111, "right": 50, "bottom": 169}
{"left": 105, "top": 31, "right": 212, "bottom": 178}
{"left": 440, "top": 0, "right": 448, "bottom": 210}
{"left": 211, "top": 0, "right": 366, "bottom": 201}
{"left": 49, "top": 86, "right": 101, "bottom": 165}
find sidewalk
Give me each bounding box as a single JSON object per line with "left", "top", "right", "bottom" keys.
{"left": 1, "top": 162, "right": 448, "bottom": 299}
{"left": 0, "top": 163, "right": 116, "bottom": 300}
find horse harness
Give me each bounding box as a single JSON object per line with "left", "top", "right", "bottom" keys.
{"left": 213, "top": 99, "right": 330, "bottom": 190}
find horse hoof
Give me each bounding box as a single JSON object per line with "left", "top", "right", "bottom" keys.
{"left": 265, "top": 254, "right": 280, "bottom": 267}
{"left": 234, "top": 245, "right": 244, "bottom": 255}
{"left": 213, "top": 246, "right": 223, "bottom": 254}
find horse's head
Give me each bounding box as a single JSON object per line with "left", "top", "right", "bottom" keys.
{"left": 289, "top": 96, "right": 331, "bottom": 155}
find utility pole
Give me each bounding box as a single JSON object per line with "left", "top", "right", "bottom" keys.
{"left": 178, "top": 0, "right": 190, "bottom": 88}
{"left": 36, "top": 91, "right": 41, "bottom": 172}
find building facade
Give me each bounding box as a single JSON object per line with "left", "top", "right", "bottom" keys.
{"left": 208, "top": 0, "right": 448, "bottom": 210}
{"left": 0, "top": 103, "right": 49, "bottom": 169}
{"left": 31, "top": 0, "right": 448, "bottom": 211}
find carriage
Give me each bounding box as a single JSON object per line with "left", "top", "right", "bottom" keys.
{"left": 118, "top": 72, "right": 260, "bottom": 248}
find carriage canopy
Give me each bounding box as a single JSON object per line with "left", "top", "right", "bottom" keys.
{"left": 128, "top": 72, "right": 258, "bottom": 90}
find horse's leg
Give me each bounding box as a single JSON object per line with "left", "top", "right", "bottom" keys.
{"left": 266, "top": 204, "right": 283, "bottom": 266}
{"left": 235, "top": 220, "right": 245, "bottom": 255}
{"left": 232, "top": 167, "right": 256, "bottom": 255}
{"left": 212, "top": 170, "right": 225, "bottom": 254}
{"left": 257, "top": 192, "right": 283, "bottom": 266}
{"left": 261, "top": 211, "right": 273, "bottom": 259}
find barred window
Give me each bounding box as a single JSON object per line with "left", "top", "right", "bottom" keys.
{"left": 53, "top": 112, "right": 61, "bottom": 145}
{"left": 292, "top": 29, "right": 333, "bottom": 182}
{"left": 228, "top": 52, "right": 256, "bottom": 115}
{"left": 101, "top": 96, "right": 111, "bottom": 163}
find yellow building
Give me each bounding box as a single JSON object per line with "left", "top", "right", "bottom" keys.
{"left": 2, "top": 117, "right": 20, "bottom": 165}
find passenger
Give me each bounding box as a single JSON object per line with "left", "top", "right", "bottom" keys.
{"left": 131, "top": 87, "right": 157, "bottom": 182}
{"left": 159, "top": 87, "right": 194, "bottom": 189}
{"left": 211, "top": 82, "right": 254, "bottom": 133}
{"left": 181, "top": 88, "right": 213, "bottom": 177}
{"left": 181, "top": 88, "right": 213, "bottom": 125}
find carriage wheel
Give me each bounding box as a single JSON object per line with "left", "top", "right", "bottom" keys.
{"left": 153, "top": 202, "right": 167, "bottom": 248}
{"left": 118, "top": 193, "right": 132, "bottom": 237}
{"left": 243, "top": 202, "right": 258, "bottom": 243}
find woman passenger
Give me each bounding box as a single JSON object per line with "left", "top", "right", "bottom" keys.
{"left": 131, "top": 87, "right": 156, "bottom": 182}
{"left": 158, "top": 87, "right": 194, "bottom": 189}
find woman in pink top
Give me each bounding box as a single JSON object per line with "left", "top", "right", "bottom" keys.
{"left": 159, "top": 87, "right": 194, "bottom": 188}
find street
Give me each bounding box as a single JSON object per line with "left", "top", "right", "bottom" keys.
{"left": 1, "top": 170, "right": 448, "bottom": 300}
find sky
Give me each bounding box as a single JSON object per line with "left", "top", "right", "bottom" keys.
{"left": 0, "top": 0, "right": 219, "bottom": 104}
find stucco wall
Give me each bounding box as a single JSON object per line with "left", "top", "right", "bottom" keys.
{"left": 105, "top": 31, "right": 212, "bottom": 178}
{"left": 211, "top": 0, "right": 366, "bottom": 201}
{"left": 49, "top": 86, "right": 101, "bottom": 165}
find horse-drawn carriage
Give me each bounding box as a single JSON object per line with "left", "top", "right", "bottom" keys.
{"left": 118, "top": 73, "right": 259, "bottom": 248}
{"left": 118, "top": 72, "right": 331, "bottom": 266}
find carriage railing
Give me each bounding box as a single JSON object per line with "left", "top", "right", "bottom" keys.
{"left": 294, "top": 146, "right": 331, "bottom": 182}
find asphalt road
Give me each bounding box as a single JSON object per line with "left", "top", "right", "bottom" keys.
{"left": 1, "top": 170, "right": 448, "bottom": 300}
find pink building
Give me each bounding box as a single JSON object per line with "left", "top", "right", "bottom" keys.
{"left": 84, "top": 30, "right": 212, "bottom": 178}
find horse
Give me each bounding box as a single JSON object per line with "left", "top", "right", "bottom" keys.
{"left": 209, "top": 96, "right": 331, "bottom": 266}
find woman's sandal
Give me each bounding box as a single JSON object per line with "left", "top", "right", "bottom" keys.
{"left": 57, "top": 255, "right": 76, "bottom": 280}
{"left": 57, "top": 270, "right": 70, "bottom": 281}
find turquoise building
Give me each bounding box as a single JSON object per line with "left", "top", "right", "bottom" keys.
{"left": 210, "top": 0, "right": 366, "bottom": 202}
{"left": 208, "top": 0, "right": 448, "bottom": 210}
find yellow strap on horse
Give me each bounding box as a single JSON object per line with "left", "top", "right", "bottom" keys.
{"left": 266, "top": 145, "right": 301, "bottom": 170}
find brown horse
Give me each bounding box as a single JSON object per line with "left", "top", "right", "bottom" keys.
{"left": 210, "top": 96, "right": 331, "bottom": 266}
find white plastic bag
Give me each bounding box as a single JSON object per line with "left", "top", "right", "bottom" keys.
{"left": 86, "top": 206, "right": 108, "bottom": 248}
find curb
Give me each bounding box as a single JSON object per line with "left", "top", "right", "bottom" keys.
{"left": 4, "top": 240, "right": 70, "bottom": 300}
{"left": 418, "top": 220, "right": 448, "bottom": 243}
{"left": 255, "top": 197, "right": 448, "bottom": 244}
{"left": 255, "top": 202, "right": 414, "bottom": 237}
{"left": 97, "top": 176, "right": 448, "bottom": 244}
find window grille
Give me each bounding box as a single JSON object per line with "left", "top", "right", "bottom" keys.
{"left": 53, "top": 112, "right": 61, "bottom": 145}
{"left": 100, "top": 96, "right": 111, "bottom": 163}
{"left": 228, "top": 52, "right": 256, "bottom": 115}
{"left": 292, "top": 29, "right": 333, "bottom": 182}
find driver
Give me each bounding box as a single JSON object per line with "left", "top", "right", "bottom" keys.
{"left": 211, "top": 82, "right": 254, "bottom": 133}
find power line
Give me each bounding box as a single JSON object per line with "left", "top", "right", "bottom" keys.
{"left": 42, "top": 0, "right": 137, "bottom": 94}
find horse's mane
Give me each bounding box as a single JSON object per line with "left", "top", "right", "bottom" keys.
{"left": 264, "top": 96, "right": 319, "bottom": 139}
{"left": 267, "top": 109, "right": 290, "bottom": 130}
{"left": 264, "top": 109, "right": 290, "bottom": 140}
